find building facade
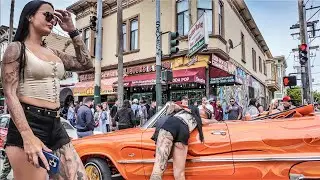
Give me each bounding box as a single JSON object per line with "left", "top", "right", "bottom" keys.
{"left": 68, "top": 0, "right": 274, "bottom": 113}
{"left": 266, "top": 55, "right": 287, "bottom": 100}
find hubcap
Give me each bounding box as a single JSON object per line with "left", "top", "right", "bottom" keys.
{"left": 85, "top": 164, "right": 101, "bottom": 180}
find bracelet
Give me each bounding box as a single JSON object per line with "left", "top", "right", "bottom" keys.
{"left": 68, "top": 29, "right": 80, "bottom": 39}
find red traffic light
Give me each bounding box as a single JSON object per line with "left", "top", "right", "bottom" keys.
{"left": 283, "top": 76, "right": 297, "bottom": 87}
{"left": 299, "top": 43, "right": 307, "bottom": 51}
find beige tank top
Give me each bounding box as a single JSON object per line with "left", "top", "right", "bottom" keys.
{"left": 18, "top": 47, "right": 65, "bottom": 103}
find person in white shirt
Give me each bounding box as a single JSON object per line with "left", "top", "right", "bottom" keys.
{"left": 198, "top": 97, "right": 214, "bottom": 114}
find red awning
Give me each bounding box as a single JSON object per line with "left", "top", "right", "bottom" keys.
{"left": 115, "top": 67, "right": 206, "bottom": 87}
{"left": 210, "top": 66, "right": 231, "bottom": 78}
{"left": 171, "top": 67, "right": 206, "bottom": 84}
{"left": 124, "top": 73, "right": 156, "bottom": 86}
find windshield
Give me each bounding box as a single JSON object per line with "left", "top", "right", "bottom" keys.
{"left": 142, "top": 103, "right": 169, "bottom": 128}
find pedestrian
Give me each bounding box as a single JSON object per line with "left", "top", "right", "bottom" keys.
{"left": 278, "top": 96, "right": 296, "bottom": 111}
{"left": 225, "top": 98, "right": 242, "bottom": 120}
{"left": 94, "top": 104, "right": 108, "bottom": 133}
{"left": 246, "top": 98, "right": 260, "bottom": 116}
{"left": 1, "top": 1, "right": 92, "bottom": 179}
{"left": 102, "top": 102, "right": 111, "bottom": 132}
{"left": 148, "top": 100, "right": 157, "bottom": 119}
{"left": 76, "top": 97, "right": 96, "bottom": 138}
{"left": 131, "top": 99, "right": 140, "bottom": 126}
{"left": 114, "top": 100, "right": 135, "bottom": 130}
{"left": 67, "top": 101, "right": 76, "bottom": 127}
{"left": 214, "top": 100, "right": 224, "bottom": 121}
{"left": 256, "top": 102, "right": 264, "bottom": 113}
{"left": 198, "top": 96, "right": 214, "bottom": 119}
{"left": 138, "top": 99, "right": 148, "bottom": 125}
{"left": 110, "top": 100, "right": 119, "bottom": 129}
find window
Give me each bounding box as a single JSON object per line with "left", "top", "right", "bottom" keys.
{"left": 120, "top": 16, "right": 139, "bottom": 53}
{"left": 123, "top": 23, "right": 127, "bottom": 52}
{"left": 259, "top": 56, "right": 262, "bottom": 73}
{"left": 177, "top": 0, "right": 190, "bottom": 36}
{"left": 264, "top": 61, "right": 267, "bottom": 75}
{"left": 252, "top": 48, "right": 256, "bottom": 71}
{"left": 130, "top": 19, "right": 139, "bottom": 51}
{"left": 241, "top": 32, "right": 245, "bottom": 62}
{"left": 83, "top": 29, "right": 90, "bottom": 50}
{"left": 197, "top": 0, "right": 212, "bottom": 34}
{"left": 218, "top": 0, "right": 224, "bottom": 36}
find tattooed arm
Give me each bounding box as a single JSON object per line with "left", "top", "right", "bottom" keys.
{"left": 1, "top": 42, "right": 31, "bottom": 136}
{"left": 1, "top": 42, "right": 51, "bottom": 169}
{"left": 51, "top": 34, "right": 93, "bottom": 71}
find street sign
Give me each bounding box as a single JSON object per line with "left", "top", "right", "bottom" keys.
{"left": 188, "top": 12, "right": 209, "bottom": 57}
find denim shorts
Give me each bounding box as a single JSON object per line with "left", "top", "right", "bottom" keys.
{"left": 5, "top": 103, "right": 70, "bottom": 151}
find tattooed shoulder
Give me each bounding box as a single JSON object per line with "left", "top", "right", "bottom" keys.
{"left": 2, "top": 42, "right": 21, "bottom": 64}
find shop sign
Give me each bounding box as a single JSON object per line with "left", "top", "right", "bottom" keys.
{"left": 172, "top": 77, "right": 191, "bottom": 83}
{"left": 235, "top": 67, "right": 246, "bottom": 85}
{"left": 173, "top": 55, "right": 209, "bottom": 70}
{"left": 132, "top": 79, "right": 156, "bottom": 86}
{"left": 210, "top": 76, "right": 235, "bottom": 84}
{"left": 195, "top": 76, "right": 205, "bottom": 84}
{"left": 79, "top": 61, "right": 171, "bottom": 82}
{"left": 188, "top": 12, "right": 209, "bottom": 57}
{"left": 211, "top": 55, "right": 228, "bottom": 72}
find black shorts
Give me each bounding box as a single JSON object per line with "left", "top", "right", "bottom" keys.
{"left": 161, "top": 116, "right": 190, "bottom": 145}
{"left": 5, "top": 103, "right": 70, "bottom": 151}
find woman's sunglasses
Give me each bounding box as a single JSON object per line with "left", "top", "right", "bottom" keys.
{"left": 42, "top": 12, "right": 57, "bottom": 26}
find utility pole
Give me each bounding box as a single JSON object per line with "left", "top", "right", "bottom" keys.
{"left": 8, "top": 0, "right": 14, "bottom": 43}
{"left": 298, "top": 0, "right": 312, "bottom": 104}
{"left": 155, "top": 0, "right": 162, "bottom": 111}
{"left": 94, "top": 0, "right": 102, "bottom": 106}
{"left": 117, "top": 0, "right": 124, "bottom": 107}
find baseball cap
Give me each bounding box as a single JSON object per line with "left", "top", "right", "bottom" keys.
{"left": 282, "top": 96, "right": 291, "bottom": 102}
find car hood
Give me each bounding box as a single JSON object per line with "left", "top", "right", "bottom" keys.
{"left": 72, "top": 127, "right": 146, "bottom": 146}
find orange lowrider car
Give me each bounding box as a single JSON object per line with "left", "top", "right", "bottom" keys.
{"left": 72, "top": 103, "right": 320, "bottom": 180}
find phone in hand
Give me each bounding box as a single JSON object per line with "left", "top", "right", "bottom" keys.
{"left": 39, "top": 151, "right": 60, "bottom": 175}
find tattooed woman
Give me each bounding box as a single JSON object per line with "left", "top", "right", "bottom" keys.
{"left": 150, "top": 96, "right": 215, "bottom": 180}
{"left": 1, "top": 1, "right": 92, "bottom": 179}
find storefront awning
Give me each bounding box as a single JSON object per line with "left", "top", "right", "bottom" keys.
{"left": 113, "top": 67, "right": 206, "bottom": 87}
{"left": 210, "top": 67, "right": 242, "bottom": 85}
{"left": 171, "top": 67, "right": 206, "bottom": 84}
{"left": 124, "top": 73, "right": 156, "bottom": 87}
{"left": 73, "top": 77, "right": 117, "bottom": 96}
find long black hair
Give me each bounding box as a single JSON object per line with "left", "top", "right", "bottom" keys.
{"left": 13, "top": 0, "right": 54, "bottom": 81}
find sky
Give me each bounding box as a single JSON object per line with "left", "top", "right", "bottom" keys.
{"left": 1, "top": 0, "right": 320, "bottom": 90}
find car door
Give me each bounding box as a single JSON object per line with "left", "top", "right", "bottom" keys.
{"left": 185, "top": 121, "right": 234, "bottom": 178}
{"left": 141, "top": 105, "right": 234, "bottom": 179}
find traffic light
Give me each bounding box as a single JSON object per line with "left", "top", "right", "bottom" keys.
{"left": 168, "top": 32, "right": 179, "bottom": 56}
{"left": 299, "top": 43, "right": 308, "bottom": 65}
{"left": 283, "top": 76, "right": 297, "bottom": 87}
{"left": 90, "top": 16, "right": 97, "bottom": 30}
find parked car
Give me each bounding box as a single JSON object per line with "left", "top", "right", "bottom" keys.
{"left": 60, "top": 117, "right": 103, "bottom": 139}
{"left": 72, "top": 103, "right": 320, "bottom": 180}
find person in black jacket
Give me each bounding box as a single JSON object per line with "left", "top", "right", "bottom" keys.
{"left": 114, "top": 100, "right": 135, "bottom": 130}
